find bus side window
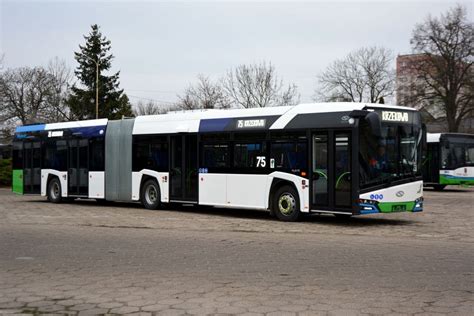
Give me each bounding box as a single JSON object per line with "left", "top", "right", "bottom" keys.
{"left": 12, "top": 142, "right": 23, "bottom": 170}
{"left": 234, "top": 142, "right": 266, "bottom": 168}
{"left": 201, "top": 143, "right": 229, "bottom": 169}
{"left": 270, "top": 141, "right": 307, "bottom": 172}
{"left": 89, "top": 137, "right": 105, "bottom": 171}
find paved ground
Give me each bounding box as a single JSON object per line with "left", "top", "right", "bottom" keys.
{"left": 0, "top": 187, "right": 473, "bottom": 315}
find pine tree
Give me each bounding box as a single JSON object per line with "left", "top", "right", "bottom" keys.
{"left": 67, "top": 24, "right": 133, "bottom": 120}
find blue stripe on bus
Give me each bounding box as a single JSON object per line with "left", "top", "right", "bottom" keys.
{"left": 15, "top": 124, "right": 46, "bottom": 133}
{"left": 68, "top": 126, "right": 106, "bottom": 137}
{"left": 199, "top": 118, "right": 231, "bottom": 132}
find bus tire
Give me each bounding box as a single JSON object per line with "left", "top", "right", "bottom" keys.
{"left": 47, "top": 177, "right": 62, "bottom": 203}
{"left": 141, "top": 179, "right": 161, "bottom": 210}
{"left": 433, "top": 185, "right": 446, "bottom": 191}
{"left": 272, "top": 185, "right": 301, "bottom": 222}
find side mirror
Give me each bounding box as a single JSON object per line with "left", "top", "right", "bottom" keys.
{"left": 364, "top": 112, "right": 382, "bottom": 138}
{"left": 421, "top": 123, "right": 427, "bottom": 159}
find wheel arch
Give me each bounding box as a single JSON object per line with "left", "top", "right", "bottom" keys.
{"left": 268, "top": 178, "right": 300, "bottom": 212}
{"left": 139, "top": 174, "right": 161, "bottom": 202}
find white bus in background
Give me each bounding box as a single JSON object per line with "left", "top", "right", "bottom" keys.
{"left": 12, "top": 103, "right": 424, "bottom": 221}
{"left": 423, "top": 133, "right": 474, "bottom": 190}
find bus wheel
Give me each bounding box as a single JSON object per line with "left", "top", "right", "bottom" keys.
{"left": 47, "top": 177, "right": 62, "bottom": 203}
{"left": 141, "top": 179, "right": 161, "bottom": 210}
{"left": 273, "top": 185, "right": 301, "bottom": 222}
{"left": 433, "top": 185, "right": 446, "bottom": 191}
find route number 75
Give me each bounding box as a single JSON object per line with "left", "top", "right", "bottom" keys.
{"left": 256, "top": 156, "right": 266, "bottom": 168}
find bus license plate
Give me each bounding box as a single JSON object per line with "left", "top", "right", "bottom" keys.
{"left": 391, "top": 204, "right": 406, "bottom": 212}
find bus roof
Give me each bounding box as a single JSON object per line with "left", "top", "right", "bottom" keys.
{"left": 133, "top": 102, "right": 417, "bottom": 135}
{"left": 15, "top": 102, "right": 417, "bottom": 135}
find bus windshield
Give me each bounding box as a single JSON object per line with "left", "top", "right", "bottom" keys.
{"left": 359, "top": 117, "right": 423, "bottom": 189}
{"left": 441, "top": 136, "right": 474, "bottom": 169}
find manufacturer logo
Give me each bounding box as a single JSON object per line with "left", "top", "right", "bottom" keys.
{"left": 370, "top": 194, "right": 383, "bottom": 200}
{"left": 341, "top": 115, "right": 350, "bottom": 121}
{"left": 382, "top": 111, "right": 409, "bottom": 122}
{"left": 396, "top": 191, "right": 405, "bottom": 197}
{"left": 236, "top": 119, "right": 266, "bottom": 129}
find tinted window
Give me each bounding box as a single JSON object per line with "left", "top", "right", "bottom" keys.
{"left": 201, "top": 144, "right": 229, "bottom": 168}
{"left": 133, "top": 135, "right": 169, "bottom": 172}
{"left": 234, "top": 143, "right": 266, "bottom": 168}
{"left": 312, "top": 134, "right": 328, "bottom": 206}
{"left": 270, "top": 141, "right": 307, "bottom": 172}
{"left": 89, "top": 137, "right": 105, "bottom": 171}
{"left": 12, "top": 142, "right": 23, "bottom": 169}
{"left": 335, "top": 133, "right": 351, "bottom": 207}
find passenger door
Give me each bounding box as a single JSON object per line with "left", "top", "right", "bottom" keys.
{"left": 68, "top": 139, "right": 89, "bottom": 196}
{"left": 23, "top": 141, "right": 41, "bottom": 194}
{"left": 311, "top": 131, "right": 353, "bottom": 212}
{"left": 170, "top": 135, "right": 198, "bottom": 202}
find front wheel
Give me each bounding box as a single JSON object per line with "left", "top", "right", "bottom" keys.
{"left": 272, "top": 185, "right": 301, "bottom": 222}
{"left": 47, "top": 177, "right": 62, "bottom": 203}
{"left": 141, "top": 179, "right": 161, "bottom": 210}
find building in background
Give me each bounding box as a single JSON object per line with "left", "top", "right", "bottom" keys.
{"left": 396, "top": 54, "right": 473, "bottom": 133}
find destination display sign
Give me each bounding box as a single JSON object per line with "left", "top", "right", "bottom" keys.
{"left": 236, "top": 119, "right": 266, "bottom": 129}
{"left": 381, "top": 111, "right": 409, "bottom": 122}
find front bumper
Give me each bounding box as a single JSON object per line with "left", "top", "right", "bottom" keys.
{"left": 358, "top": 197, "right": 423, "bottom": 215}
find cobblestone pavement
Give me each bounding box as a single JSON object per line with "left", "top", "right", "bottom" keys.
{"left": 0, "top": 187, "right": 473, "bottom": 315}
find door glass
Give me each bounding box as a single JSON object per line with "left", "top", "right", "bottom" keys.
{"left": 335, "top": 133, "right": 351, "bottom": 207}
{"left": 32, "top": 142, "right": 41, "bottom": 193}
{"left": 185, "top": 136, "right": 198, "bottom": 200}
{"left": 24, "top": 143, "right": 32, "bottom": 189}
{"left": 78, "top": 139, "right": 89, "bottom": 195}
{"left": 170, "top": 137, "right": 183, "bottom": 198}
{"left": 312, "top": 134, "right": 328, "bottom": 206}
{"left": 69, "top": 140, "right": 78, "bottom": 194}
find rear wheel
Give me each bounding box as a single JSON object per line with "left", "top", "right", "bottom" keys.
{"left": 334, "top": 213, "right": 352, "bottom": 219}
{"left": 141, "top": 179, "right": 160, "bottom": 210}
{"left": 47, "top": 177, "right": 62, "bottom": 203}
{"left": 272, "top": 185, "right": 301, "bottom": 222}
{"left": 433, "top": 184, "right": 446, "bottom": 191}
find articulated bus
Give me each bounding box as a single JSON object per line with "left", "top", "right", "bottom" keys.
{"left": 12, "top": 103, "right": 424, "bottom": 221}
{"left": 423, "top": 133, "right": 474, "bottom": 190}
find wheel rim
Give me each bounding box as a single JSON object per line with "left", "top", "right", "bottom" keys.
{"left": 51, "top": 182, "right": 60, "bottom": 199}
{"left": 145, "top": 185, "right": 158, "bottom": 205}
{"left": 278, "top": 193, "right": 296, "bottom": 216}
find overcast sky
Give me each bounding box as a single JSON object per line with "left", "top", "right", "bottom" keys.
{"left": 1, "top": 0, "right": 472, "bottom": 106}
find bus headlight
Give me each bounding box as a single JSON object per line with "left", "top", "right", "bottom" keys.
{"left": 357, "top": 199, "right": 379, "bottom": 214}
{"left": 413, "top": 197, "right": 423, "bottom": 212}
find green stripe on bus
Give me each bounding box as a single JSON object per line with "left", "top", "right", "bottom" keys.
{"left": 12, "top": 169, "right": 23, "bottom": 194}
{"left": 439, "top": 175, "right": 474, "bottom": 185}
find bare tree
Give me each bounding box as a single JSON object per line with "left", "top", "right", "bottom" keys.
{"left": 316, "top": 47, "right": 394, "bottom": 103}
{"left": 0, "top": 67, "right": 54, "bottom": 125}
{"left": 222, "top": 62, "right": 299, "bottom": 108}
{"left": 410, "top": 5, "right": 473, "bottom": 132}
{"left": 133, "top": 100, "right": 171, "bottom": 115}
{"left": 178, "top": 75, "right": 229, "bottom": 110}
{"left": 44, "top": 57, "right": 74, "bottom": 122}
